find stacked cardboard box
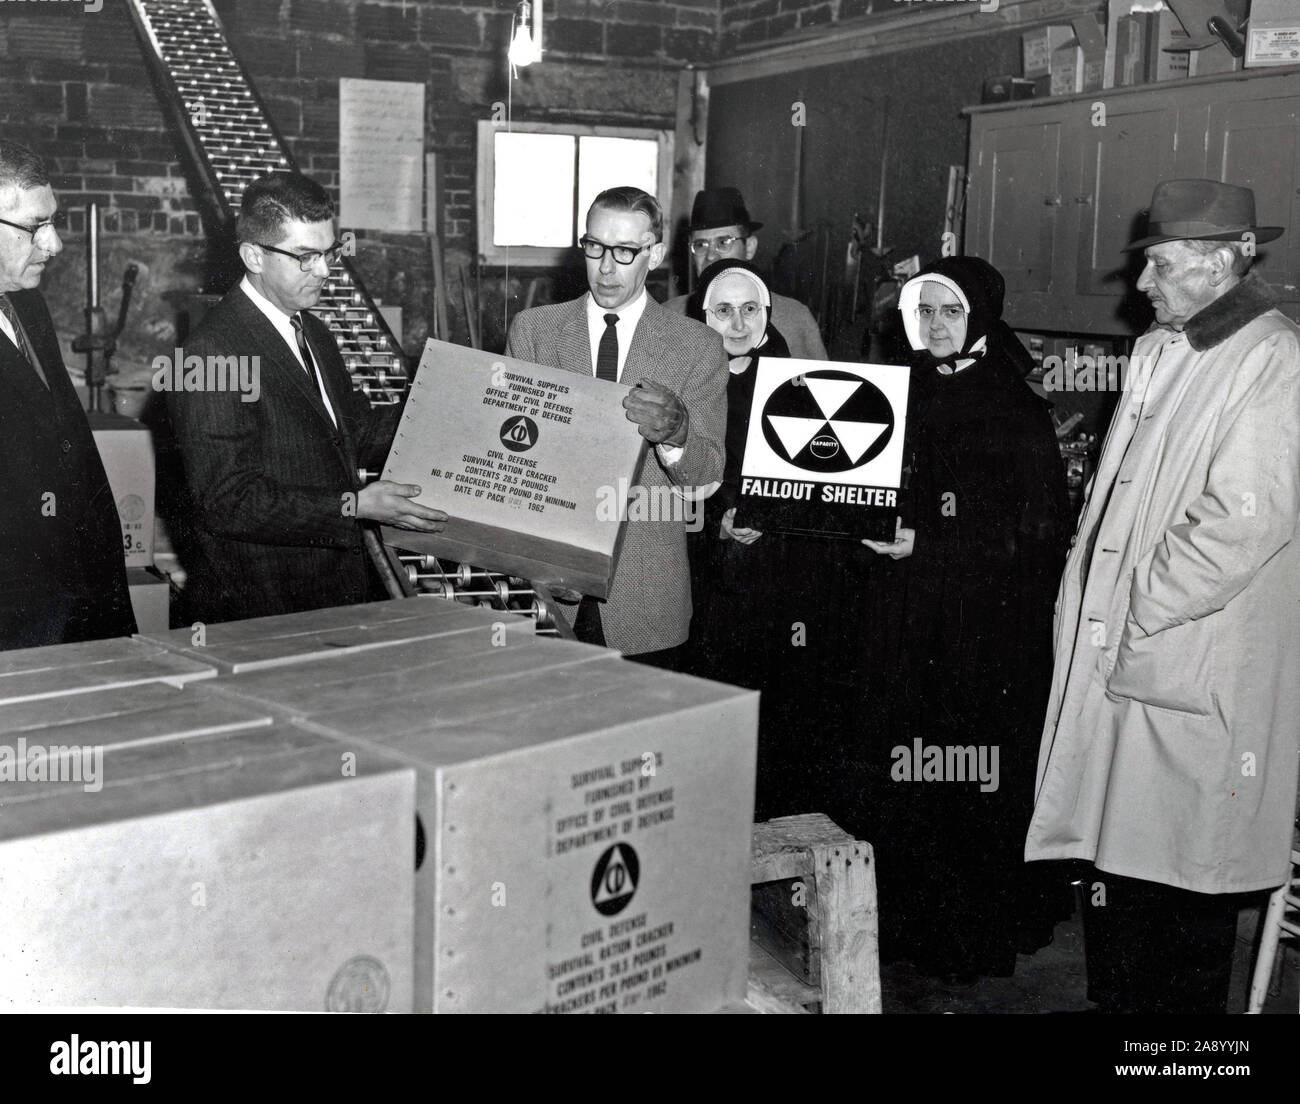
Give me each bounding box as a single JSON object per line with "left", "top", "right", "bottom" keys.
{"left": 1246, "top": 0, "right": 1300, "bottom": 67}
{"left": 1, "top": 597, "right": 760, "bottom": 1013}
{"left": 0, "top": 679, "right": 417, "bottom": 1011}
{"left": 1148, "top": 8, "right": 1192, "bottom": 80}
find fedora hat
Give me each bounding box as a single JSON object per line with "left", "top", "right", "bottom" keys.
{"left": 1125, "top": 178, "right": 1283, "bottom": 251}
{"left": 690, "top": 187, "right": 762, "bottom": 234}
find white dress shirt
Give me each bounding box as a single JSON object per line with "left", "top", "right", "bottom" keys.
{"left": 0, "top": 300, "right": 19, "bottom": 349}
{"left": 241, "top": 276, "right": 338, "bottom": 428}
{"left": 584, "top": 289, "right": 682, "bottom": 466}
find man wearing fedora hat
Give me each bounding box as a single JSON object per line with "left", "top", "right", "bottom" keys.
{"left": 663, "top": 187, "right": 828, "bottom": 361}
{"left": 1026, "top": 179, "right": 1300, "bottom": 1013}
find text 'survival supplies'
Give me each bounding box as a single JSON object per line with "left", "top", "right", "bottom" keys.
{"left": 382, "top": 340, "right": 647, "bottom": 597}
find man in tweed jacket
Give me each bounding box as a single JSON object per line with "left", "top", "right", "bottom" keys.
{"left": 507, "top": 187, "right": 728, "bottom": 663}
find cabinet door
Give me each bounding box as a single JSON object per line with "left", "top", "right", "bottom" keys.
{"left": 1210, "top": 95, "right": 1300, "bottom": 308}
{"left": 1074, "top": 107, "right": 1179, "bottom": 297}
{"left": 968, "top": 118, "right": 1064, "bottom": 296}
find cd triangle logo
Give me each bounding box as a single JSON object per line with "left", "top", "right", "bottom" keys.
{"left": 591, "top": 843, "right": 639, "bottom": 916}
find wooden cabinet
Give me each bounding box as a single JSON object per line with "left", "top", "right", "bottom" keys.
{"left": 981, "top": 115, "right": 1067, "bottom": 298}
{"left": 965, "top": 65, "right": 1300, "bottom": 334}
{"left": 1211, "top": 91, "right": 1300, "bottom": 305}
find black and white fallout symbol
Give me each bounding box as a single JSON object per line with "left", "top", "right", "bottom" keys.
{"left": 591, "top": 843, "right": 639, "bottom": 916}
{"left": 761, "top": 369, "right": 894, "bottom": 473}
{"left": 499, "top": 415, "right": 539, "bottom": 452}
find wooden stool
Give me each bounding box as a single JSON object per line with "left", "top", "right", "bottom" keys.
{"left": 745, "top": 813, "right": 881, "bottom": 1014}
{"left": 1247, "top": 848, "right": 1300, "bottom": 1014}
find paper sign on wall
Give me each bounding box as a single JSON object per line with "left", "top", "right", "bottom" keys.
{"left": 340, "top": 78, "right": 424, "bottom": 232}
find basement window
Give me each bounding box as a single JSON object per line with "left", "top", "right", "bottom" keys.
{"left": 476, "top": 120, "right": 674, "bottom": 267}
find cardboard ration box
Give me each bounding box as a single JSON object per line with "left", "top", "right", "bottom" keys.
{"left": 0, "top": 700, "right": 417, "bottom": 1011}
{"left": 381, "top": 340, "right": 649, "bottom": 598}
{"left": 135, "top": 595, "right": 533, "bottom": 674}
{"left": 299, "top": 663, "right": 760, "bottom": 1014}
{"left": 0, "top": 680, "right": 186, "bottom": 735}
{"left": 196, "top": 631, "right": 618, "bottom": 721}
{"left": 0, "top": 636, "right": 215, "bottom": 707}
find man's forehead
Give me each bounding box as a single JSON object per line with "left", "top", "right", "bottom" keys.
{"left": 691, "top": 224, "right": 747, "bottom": 240}
{"left": 1145, "top": 240, "right": 1196, "bottom": 264}
{"left": 275, "top": 217, "right": 335, "bottom": 248}
{"left": 587, "top": 205, "right": 653, "bottom": 241}
{"left": 0, "top": 183, "right": 56, "bottom": 218}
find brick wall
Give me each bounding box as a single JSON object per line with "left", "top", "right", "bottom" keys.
{"left": 0, "top": 0, "right": 721, "bottom": 377}
{"left": 719, "top": 0, "right": 892, "bottom": 51}
{"left": 0, "top": 5, "right": 201, "bottom": 239}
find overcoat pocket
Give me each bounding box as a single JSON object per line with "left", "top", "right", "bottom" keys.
{"left": 1107, "top": 610, "right": 1215, "bottom": 716}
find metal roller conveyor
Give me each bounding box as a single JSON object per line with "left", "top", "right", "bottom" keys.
{"left": 406, "top": 578, "right": 537, "bottom": 604}
{"left": 125, "top": 0, "right": 408, "bottom": 406}
{"left": 389, "top": 553, "right": 566, "bottom": 636}
{"left": 126, "top": 0, "right": 564, "bottom": 637}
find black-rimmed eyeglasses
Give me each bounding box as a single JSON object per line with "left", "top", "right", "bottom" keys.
{"left": 250, "top": 240, "right": 346, "bottom": 272}
{"left": 579, "top": 236, "right": 653, "bottom": 266}
{"left": 0, "top": 211, "right": 65, "bottom": 241}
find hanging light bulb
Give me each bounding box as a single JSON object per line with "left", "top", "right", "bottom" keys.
{"left": 508, "top": 1, "right": 541, "bottom": 69}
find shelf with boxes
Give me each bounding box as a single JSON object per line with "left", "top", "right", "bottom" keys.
{"left": 984, "top": 1, "right": 1286, "bottom": 106}
{"left": 964, "top": 63, "right": 1300, "bottom": 335}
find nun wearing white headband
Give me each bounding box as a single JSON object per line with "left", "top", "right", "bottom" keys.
{"left": 862, "top": 255, "right": 1074, "bottom": 982}
{"left": 687, "top": 259, "right": 884, "bottom": 830}
{"left": 687, "top": 258, "right": 850, "bottom": 820}
{"left": 687, "top": 259, "right": 791, "bottom": 547}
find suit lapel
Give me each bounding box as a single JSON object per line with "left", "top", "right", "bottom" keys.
{"left": 556, "top": 294, "right": 593, "bottom": 378}
{"left": 2, "top": 292, "right": 70, "bottom": 415}
{"left": 302, "top": 312, "right": 362, "bottom": 464}
{"left": 0, "top": 332, "right": 54, "bottom": 411}
{"left": 624, "top": 297, "right": 669, "bottom": 384}
{"left": 230, "top": 289, "right": 337, "bottom": 433}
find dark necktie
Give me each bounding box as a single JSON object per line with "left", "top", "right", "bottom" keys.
{"left": 291, "top": 312, "right": 336, "bottom": 426}
{"left": 596, "top": 312, "right": 619, "bottom": 381}
{"left": 290, "top": 312, "right": 316, "bottom": 378}
{"left": 0, "top": 294, "right": 48, "bottom": 388}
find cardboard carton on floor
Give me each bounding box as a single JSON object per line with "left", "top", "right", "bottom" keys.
{"left": 303, "top": 663, "right": 759, "bottom": 1014}
{"left": 0, "top": 703, "right": 416, "bottom": 1011}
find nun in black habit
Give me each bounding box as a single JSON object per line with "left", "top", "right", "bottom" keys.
{"left": 686, "top": 259, "right": 873, "bottom": 821}
{"left": 860, "top": 255, "right": 1073, "bottom": 980}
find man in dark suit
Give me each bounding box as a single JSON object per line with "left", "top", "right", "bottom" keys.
{"left": 662, "top": 187, "right": 827, "bottom": 361}
{"left": 0, "top": 140, "right": 136, "bottom": 650}
{"left": 506, "top": 186, "right": 727, "bottom": 664}
{"left": 166, "top": 172, "right": 445, "bottom": 624}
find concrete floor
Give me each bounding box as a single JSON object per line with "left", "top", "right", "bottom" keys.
{"left": 881, "top": 899, "right": 1299, "bottom": 1014}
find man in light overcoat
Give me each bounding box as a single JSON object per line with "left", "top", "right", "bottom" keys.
{"left": 1026, "top": 179, "right": 1300, "bottom": 1013}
